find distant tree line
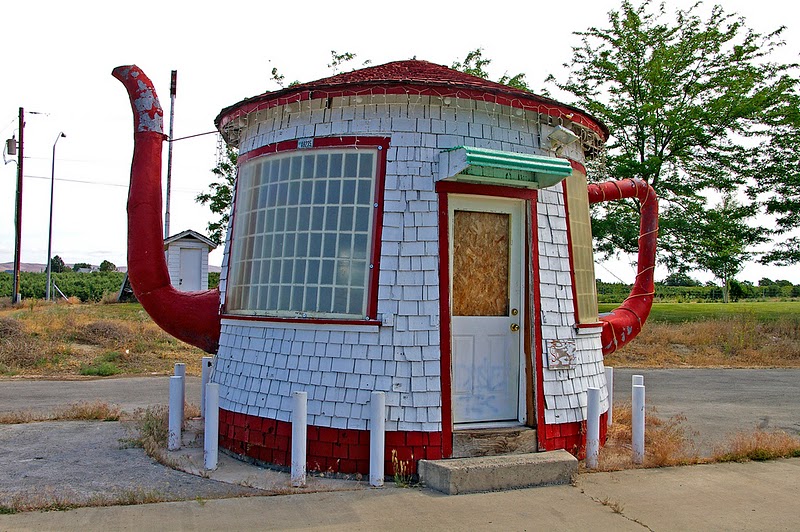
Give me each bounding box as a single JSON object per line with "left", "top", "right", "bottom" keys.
{"left": 1, "top": 270, "right": 220, "bottom": 303}
{"left": 0, "top": 271, "right": 125, "bottom": 302}
{"left": 47, "top": 255, "right": 117, "bottom": 273}
{"left": 598, "top": 277, "right": 800, "bottom": 303}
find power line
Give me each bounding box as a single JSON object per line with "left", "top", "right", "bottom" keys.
{"left": 23, "top": 173, "right": 204, "bottom": 193}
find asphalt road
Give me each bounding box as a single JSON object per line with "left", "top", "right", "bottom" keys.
{"left": 2, "top": 369, "right": 798, "bottom": 455}
{"left": 0, "top": 376, "right": 203, "bottom": 415}
{"left": 612, "top": 368, "right": 800, "bottom": 454}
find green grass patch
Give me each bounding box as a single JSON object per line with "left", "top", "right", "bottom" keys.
{"left": 79, "top": 352, "right": 122, "bottom": 376}
{"left": 599, "top": 301, "right": 800, "bottom": 324}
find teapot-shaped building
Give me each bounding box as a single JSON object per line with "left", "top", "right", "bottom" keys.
{"left": 114, "top": 60, "right": 657, "bottom": 475}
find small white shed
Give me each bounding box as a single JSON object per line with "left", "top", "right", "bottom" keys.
{"left": 164, "top": 230, "right": 217, "bottom": 292}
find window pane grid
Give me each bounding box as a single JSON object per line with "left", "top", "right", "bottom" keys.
{"left": 228, "top": 148, "right": 376, "bottom": 319}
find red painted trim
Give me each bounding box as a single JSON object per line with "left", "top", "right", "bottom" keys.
{"left": 367, "top": 138, "right": 390, "bottom": 319}
{"left": 435, "top": 180, "right": 537, "bottom": 200}
{"left": 575, "top": 322, "right": 604, "bottom": 329}
{"left": 237, "top": 136, "right": 389, "bottom": 164}
{"left": 531, "top": 198, "right": 548, "bottom": 451}
{"left": 524, "top": 198, "right": 536, "bottom": 425}
{"left": 225, "top": 136, "right": 390, "bottom": 321}
{"left": 570, "top": 160, "right": 587, "bottom": 175}
{"left": 221, "top": 314, "right": 381, "bottom": 327}
{"left": 218, "top": 84, "right": 607, "bottom": 141}
{"left": 437, "top": 184, "right": 540, "bottom": 455}
{"left": 437, "top": 192, "right": 453, "bottom": 458}
{"left": 218, "top": 408, "right": 443, "bottom": 475}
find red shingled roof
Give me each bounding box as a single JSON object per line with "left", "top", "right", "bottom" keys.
{"left": 215, "top": 60, "right": 607, "bottom": 139}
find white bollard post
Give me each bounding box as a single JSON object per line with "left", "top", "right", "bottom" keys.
{"left": 174, "top": 363, "right": 186, "bottom": 424}
{"left": 633, "top": 374, "right": 644, "bottom": 387}
{"left": 201, "top": 357, "right": 213, "bottom": 419}
{"left": 605, "top": 367, "right": 614, "bottom": 427}
{"left": 168, "top": 375, "right": 183, "bottom": 451}
{"left": 632, "top": 383, "right": 646, "bottom": 464}
{"left": 370, "top": 391, "right": 386, "bottom": 487}
{"left": 204, "top": 383, "right": 219, "bottom": 470}
{"left": 291, "top": 391, "right": 308, "bottom": 487}
{"left": 586, "top": 387, "right": 601, "bottom": 469}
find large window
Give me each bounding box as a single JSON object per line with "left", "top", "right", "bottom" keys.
{"left": 226, "top": 147, "right": 379, "bottom": 319}
{"left": 564, "top": 169, "right": 600, "bottom": 325}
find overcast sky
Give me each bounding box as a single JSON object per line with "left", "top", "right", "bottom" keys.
{"left": 2, "top": 0, "right": 798, "bottom": 284}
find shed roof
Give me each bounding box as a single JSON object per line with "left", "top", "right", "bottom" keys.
{"left": 215, "top": 60, "right": 608, "bottom": 141}
{"left": 163, "top": 229, "right": 217, "bottom": 249}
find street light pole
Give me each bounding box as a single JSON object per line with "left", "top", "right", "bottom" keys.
{"left": 45, "top": 132, "right": 66, "bottom": 301}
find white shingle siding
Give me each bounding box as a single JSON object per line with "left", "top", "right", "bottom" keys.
{"left": 214, "top": 94, "right": 607, "bottom": 433}
{"left": 537, "top": 188, "right": 608, "bottom": 425}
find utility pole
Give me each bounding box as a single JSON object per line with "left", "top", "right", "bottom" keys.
{"left": 164, "top": 70, "right": 177, "bottom": 238}
{"left": 12, "top": 107, "right": 24, "bottom": 304}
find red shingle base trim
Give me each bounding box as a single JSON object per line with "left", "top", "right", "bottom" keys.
{"left": 218, "top": 408, "right": 443, "bottom": 476}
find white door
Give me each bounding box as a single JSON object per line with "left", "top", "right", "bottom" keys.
{"left": 179, "top": 248, "right": 202, "bottom": 292}
{"left": 449, "top": 196, "right": 524, "bottom": 425}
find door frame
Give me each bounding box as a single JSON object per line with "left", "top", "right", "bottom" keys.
{"left": 436, "top": 180, "right": 538, "bottom": 458}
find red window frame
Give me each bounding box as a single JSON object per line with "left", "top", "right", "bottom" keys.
{"left": 223, "top": 136, "right": 389, "bottom": 326}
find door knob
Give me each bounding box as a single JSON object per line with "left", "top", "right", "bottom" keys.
{"left": 510, "top": 323, "right": 520, "bottom": 332}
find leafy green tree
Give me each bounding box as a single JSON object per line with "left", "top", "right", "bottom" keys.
{"left": 685, "top": 194, "right": 768, "bottom": 303}
{"left": 50, "top": 255, "right": 66, "bottom": 273}
{"left": 751, "top": 93, "right": 800, "bottom": 265}
{"left": 99, "top": 260, "right": 117, "bottom": 272}
{"left": 548, "top": 0, "right": 797, "bottom": 269}
{"left": 72, "top": 262, "right": 91, "bottom": 272}
{"left": 196, "top": 141, "right": 237, "bottom": 246}
{"left": 662, "top": 272, "right": 700, "bottom": 287}
{"left": 452, "top": 48, "right": 530, "bottom": 91}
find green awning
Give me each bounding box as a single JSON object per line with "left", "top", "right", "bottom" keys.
{"left": 438, "top": 146, "right": 572, "bottom": 189}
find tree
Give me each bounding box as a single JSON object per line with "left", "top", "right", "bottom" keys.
{"left": 684, "top": 194, "right": 768, "bottom": 303}
{"left": 99, "top": 260, "right": 117, "bottom": 272}
{"left": 662, "top": 272, "right": 700, "bottom": 287}
{"left": 751, "top": 93, "right": 800, "bottom": 265}
{"left": 72, "top": 262, "right": 91, "bottom": 272}
{"left": 548, "top": 0, "right": 798, "bottom": 269}
{"left": 49, "top": 255, "right": 66, "bottom": 273}
{"left": 196, "top": 141, "right": 237, "bottom": 246}
{"left": 452, "top": 48, "right": 530, "bottom": 91}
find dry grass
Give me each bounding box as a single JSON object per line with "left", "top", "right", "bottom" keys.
{"left": 591, "top": 403, "right": 800, "bottom": 471}
{"left": 0, "top": 301, "right": 206, "bottom": 377}
{"left": 0, "top": 487, "right": 170, "bottom": 514}
{"left": 605, "top": 316, "right": 800, "bottom": 368}
{"left": 593, "top": 402, "right": 701, "bottom": 471}
{"left": 0, "top": 401, "right": 122, "bottom": 424}
{"left": 123, "top": 403, "right": 200, "bottom": 468}
{"left": 712, "top": 430, "right": 800, "bottom": 462}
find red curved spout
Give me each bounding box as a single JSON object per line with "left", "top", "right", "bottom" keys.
{"left": 113, "top": 65, "right": 221, "bottom": 354}
{"left": 588, "top": 178, "right": 658, "bottom": 356}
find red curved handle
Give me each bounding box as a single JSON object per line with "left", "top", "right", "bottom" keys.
{"left": 587, "top": 179, "right": 658, "bottom": 356}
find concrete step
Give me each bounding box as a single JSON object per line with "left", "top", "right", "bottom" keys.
{"left": 418, "top": 450, "right": 578, "bottom": 495}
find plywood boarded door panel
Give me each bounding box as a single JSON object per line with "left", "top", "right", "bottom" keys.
{"left": 450, "top": 196, "right": 524, "bottom": 425}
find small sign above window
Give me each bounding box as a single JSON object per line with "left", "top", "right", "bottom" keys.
{"left": 297, "top": 138, "right": 314, "bottom": 149}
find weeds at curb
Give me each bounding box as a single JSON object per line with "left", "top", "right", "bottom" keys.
{"left": 0, "top": 401, "right": 121, "bottom": 424}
